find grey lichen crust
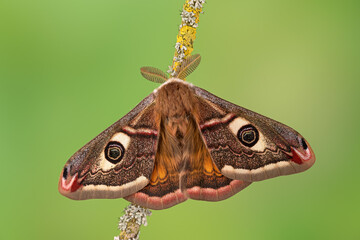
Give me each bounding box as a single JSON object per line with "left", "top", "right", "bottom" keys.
{"left": 114, "top": 204, "right": 152, "bottom": 240}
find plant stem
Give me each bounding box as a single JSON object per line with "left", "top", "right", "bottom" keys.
{"left": 168, "top": 0, "right": 206, "bottom": 77}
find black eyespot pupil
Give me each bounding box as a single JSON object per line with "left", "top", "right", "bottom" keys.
{"left": 109, "top": 147, "right": 121, "bottom": 159}
{"left": 301, "top": 138, "right": 308, "bottom": 150}
{"left": 242, "top": 131, "right": 255, "bottom": 143}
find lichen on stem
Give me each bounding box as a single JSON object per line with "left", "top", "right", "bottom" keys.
{"left": 114, "top": 204, "right": 152, "bottom": 240}
{"left": 168, "top": 0, "right": 206, "bottom": 77}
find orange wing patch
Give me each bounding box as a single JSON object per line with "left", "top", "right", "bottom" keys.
{"left": 149, "top": 157, "right": 169, "bottom": 185}
{"left": 203, "top": 151, "right": 223, "bottom": 177}
{"left": 186, "top": 140, "right": 232, "bottom": 190}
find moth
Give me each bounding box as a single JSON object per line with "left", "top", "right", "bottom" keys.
{"left": 59, "top": 55, "right": 315, "bottom": 210}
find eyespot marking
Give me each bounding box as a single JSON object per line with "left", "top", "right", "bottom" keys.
{"left": 237, "top": 124, "right": 259, "bottom": 147}
{"left": 104, "top": 141, "right": 125, "bottom": 164}
{"left": 228, "top": 117, "right": 268, "bottom": 152}
{"left": 98, "top": 132, "right": 131, "bottom": 171}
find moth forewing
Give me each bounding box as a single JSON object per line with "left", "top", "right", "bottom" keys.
{"left": 192, "top": 85, "right": 315, "bottom": 182}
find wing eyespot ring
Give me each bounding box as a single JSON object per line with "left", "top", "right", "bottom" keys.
{"left": 237, "top": 124, "right": 259, "bottom": 147}
{"left": 105, "top": 141, "right": 125, "bottom": 164}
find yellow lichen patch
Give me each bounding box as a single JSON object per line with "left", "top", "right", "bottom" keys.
{"left": 183, "top": 3, "right": 201, "bottom": 16}
{"left": 169, "top": 0, "right": 205, "bottom": 78}
{"left": 178, "top": 25, "right": 197, "bottom": 46}
{"left": 173, "top": 61, "right": 181, "bottom": 72}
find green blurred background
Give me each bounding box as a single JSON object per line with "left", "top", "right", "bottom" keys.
{"left": 1, "top": 0, "right": 359, "bottom": 239}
